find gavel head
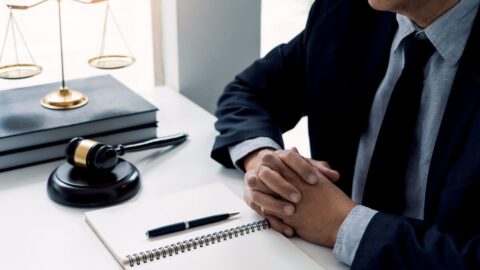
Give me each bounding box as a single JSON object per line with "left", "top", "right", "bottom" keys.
{"left": 66, "top": 137, "right": 119, "bottom": 171}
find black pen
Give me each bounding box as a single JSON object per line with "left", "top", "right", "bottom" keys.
{"left": 146, "top": 212, "right": 240, "bottom": 238}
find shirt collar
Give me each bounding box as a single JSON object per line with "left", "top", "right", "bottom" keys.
{"left": 393, "top": 0, "right": 480, "bottom": 65}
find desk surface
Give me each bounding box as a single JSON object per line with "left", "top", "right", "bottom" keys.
{"left": 0, "top": 86, "right": 348, "bottom": 270}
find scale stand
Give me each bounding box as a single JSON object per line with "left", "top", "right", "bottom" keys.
{"left": 0, "top": 0, "right": 136, "bottom": 109}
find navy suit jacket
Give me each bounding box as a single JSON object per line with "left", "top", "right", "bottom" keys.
{"left": 211, "top": 0, "right": 480, "bottom": 269}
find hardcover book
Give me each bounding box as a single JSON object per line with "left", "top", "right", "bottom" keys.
{"left": 0, "top": 75, "right": 158, "bottom": 171}
{"left": 0, "top": 124, "right": 157, "bottom": 172}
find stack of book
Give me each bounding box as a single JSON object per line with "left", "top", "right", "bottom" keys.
{"left": 0, "top": 75, "right": 158, "bottom": 171}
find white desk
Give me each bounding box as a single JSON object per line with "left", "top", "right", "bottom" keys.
{"left": 0, "top": 86, "right": 348, "bottom": 270}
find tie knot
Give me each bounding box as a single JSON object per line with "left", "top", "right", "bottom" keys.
{"left": 403, "top": 33, "right": 436, "bottom": 69}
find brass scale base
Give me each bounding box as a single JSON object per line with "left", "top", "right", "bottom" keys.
{"left": 2, "top": 55, "right": 135, "bottom": 110}
{"left": 41, "top": 88, "right": 88, "bottom": 110}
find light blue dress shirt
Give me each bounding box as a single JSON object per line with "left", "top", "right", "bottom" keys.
{"left": 229, "top": 0, "right": 480, "bottom": 265}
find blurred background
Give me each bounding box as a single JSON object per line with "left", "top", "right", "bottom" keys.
{"left": 0, "top": 0, "right": 312, "bottom": 91}
{"left": 0, "top": 0, "right": 313, "bottom": 153}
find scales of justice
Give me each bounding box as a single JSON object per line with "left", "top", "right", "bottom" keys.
{"left": 0, "top": 0, "right": 135, "bottom": 109}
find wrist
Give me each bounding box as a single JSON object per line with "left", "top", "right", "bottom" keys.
{"left": 329, "top": 201, "right": 357, "bottom": 247}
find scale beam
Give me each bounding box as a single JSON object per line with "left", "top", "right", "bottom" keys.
{"left": 7, "top": 0, "right": 50, "bottom": 10}
{"left": 7, "top": 0, "right": 105, "bottom": 10}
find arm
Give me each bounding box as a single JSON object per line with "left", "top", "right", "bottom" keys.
{"left": 333, "top": 205, "right": 378, "bottom": 265}
{"left": 270, "top": 151, "right": 480, "bottom": 269}
{"left": 229, "top": 137, "right": 282, "bottom": 171}
{"left": 352, "top": 213, "right": 480, "bottom": 269}
{"left": 211, "top": 33, "right": 307, "bottom": 168}
{"left": 211, "top": 0, "right": 329, "bottom": 168}
{"left": 261, "top": 149, "right": 478, "bottom": 269}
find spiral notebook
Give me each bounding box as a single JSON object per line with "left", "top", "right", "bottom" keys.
{"left": 85, "top": 183, "right": 323, "bottom": 269}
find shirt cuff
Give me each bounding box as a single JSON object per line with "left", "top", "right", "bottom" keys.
{"left": 333, "top": 205, "right": 378, "bottom": 266}
{"left": 228, "top": 137, "right": 282, "bottom": 172}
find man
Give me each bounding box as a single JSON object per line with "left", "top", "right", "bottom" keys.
{"left": 212, "top": 0, "right": 480, "bottom": 269}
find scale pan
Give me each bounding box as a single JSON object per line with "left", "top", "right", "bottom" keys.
{"left": 0, "top": 64, "right": 42, "bottom": 79}
{"left": 88, "top": 55, "right": 135, "bottom": 69}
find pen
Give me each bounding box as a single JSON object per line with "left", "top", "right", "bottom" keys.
{"left": 146, "top": 212, "right": 240, "bottom": 238}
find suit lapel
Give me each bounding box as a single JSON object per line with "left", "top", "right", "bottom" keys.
{"left": 424, "top": 10, "right": 480, "bottom": 221}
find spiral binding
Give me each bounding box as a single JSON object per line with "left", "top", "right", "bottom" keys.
{"left": 125, "top": 220, "right": 270, "bottom": 267}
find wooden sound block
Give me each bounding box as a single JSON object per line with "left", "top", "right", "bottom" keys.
{"left": 47, "top": 158, "right": 140, "bottom": 207}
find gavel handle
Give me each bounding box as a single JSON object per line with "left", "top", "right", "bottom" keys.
{"left": 116, "top": 133, "right": 189, "bottom": 155}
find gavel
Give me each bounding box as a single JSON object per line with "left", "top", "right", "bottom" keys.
{"left": 66, "top": 133, "right": 188, "bottom": 171}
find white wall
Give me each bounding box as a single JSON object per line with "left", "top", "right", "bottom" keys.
{"left": 161, "top": 0, "right": 261, "bottom": 114}
{"left": 261, "top": 0, "right": 312, "bottom": 156}
{"left": 261, "top": 0, "right": 311, "bottom": 56}
{"left": 0, "top": 0, "right": 154, "bottom": 93}
{"left": 159, "top": 0, "right": 312, "bottom": 153}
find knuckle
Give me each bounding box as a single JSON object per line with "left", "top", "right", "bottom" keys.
{"left": 320, "top": 161, "right": 331, "bottom": 168}
{"left": 250, "top": 191, "right": 261, "bottom": 203}
{"left": 282, "top": 202, "right": 295, "bottom": 213}
{"left": 285, "top": 150, "right": 296, "bottom": 160}
{"left": 302, "top": 170, "right": 315, "bottom": 180}
{"left": 243, "top": 192, "right": 253, "bottom": 206}
{"left": 259, "top": 150, "right": 274, "bottom": 164}
{"left": 243, "top": 189, "right": 251, "bottom": 199}
{"left": 245, "top": 173, "right": 257, "bottom": 188}
{"left": 258, "top": 149, "right": 272, "bottom": 158}
{"left": 302, "top": 163, "right": 316, "bottom": 176}
{"left": 245, "top": 170, "right": 256, "bottom": 178}
{"left": 267, "top": 217, "right": 281, "bottom": 228}
{"left": 317, "top": 175, "right": 329, "bottom": 185}
{"left": 271, "top": 223, "right": 283, "bottom": 233}
{"left": 275, "top": 149, "right": 287, "bottom": 159}
{"left": 257, "top": 165, "right": 269, "bottom": 179}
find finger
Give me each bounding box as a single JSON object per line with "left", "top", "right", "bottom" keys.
{"left": 244, "top": 170, "right": 273, "bottom": 195}
{"left": 275, "top": 149, "right": 323, "bottom": 185}
{"left": 245, "top": 191, "right": 287, "bottom": 219}
{"left": 265, "top": 215, "right": 294, "bottom": 237}
{"left": 290, "top": 148, "right": 341, "bottom": 182}
{"left": 257, "top": 165, "right": 302, "bottom": 203}
{"left": 244, "top": 189, "right": 281, "bottom": 217}
{"left": 249, "top": 196, "right": 267, "bottom": 216}
{"left": 309, "top": 160, "right": 341, "bottom": 182}
{"left": 244, "top": 190, "right": 263, "bottom": 215}
{"left": 250, "top": 190, "right": 295, "bottom": 216}
{"left": 258, "top": 150, "right": 304, "bottom": 198}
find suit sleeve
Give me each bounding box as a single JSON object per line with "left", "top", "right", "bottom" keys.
{"left": 352, "top": 212, "right": 480, "bottom": 269}
{"left": 210, "top": 33, "right": 308, "bottom": 168}
{"left": 210, "top": 1, "right": 326, "bottom": 168}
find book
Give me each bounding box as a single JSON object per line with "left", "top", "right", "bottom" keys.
{"left": 85, "top": 183, "right": 323, "bottom": 270}
{"left": 0, "top": 123, "right": 157, "bottom": 172}
{"left": 0, "top": 75, "right": 157, "bottom": 153}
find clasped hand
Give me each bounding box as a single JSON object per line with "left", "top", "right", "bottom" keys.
{"left": 243, "top": 148, "right": 356, "bottom": 248}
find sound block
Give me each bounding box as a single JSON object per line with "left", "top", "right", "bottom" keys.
{"left": 47, "top": 159, "right": 140, "bottom": 207}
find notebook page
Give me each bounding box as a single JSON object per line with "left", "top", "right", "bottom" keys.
{"left": 141, "top": 226, "right": 323, "bottom": 270}
{"left": 85, "top": 182, "right": 323, "bottom": 270}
